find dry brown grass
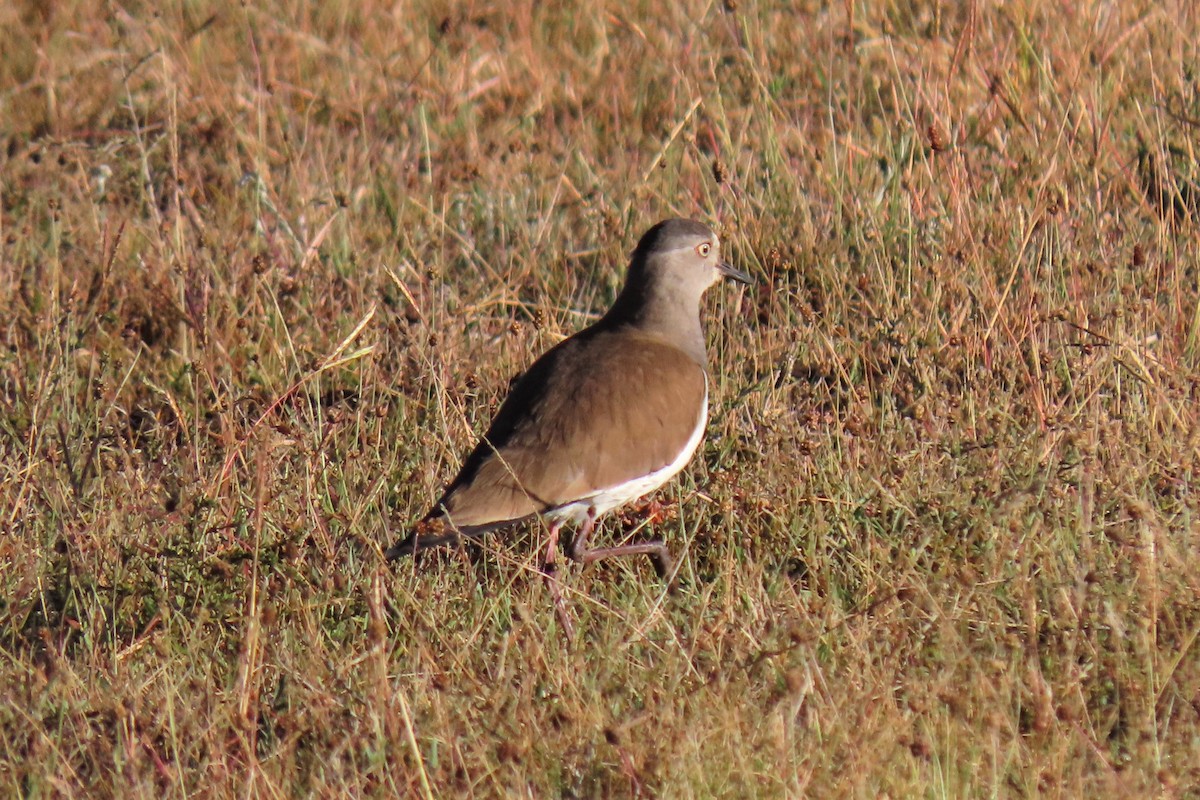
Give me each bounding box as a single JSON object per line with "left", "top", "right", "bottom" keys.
{"left": 3, "top": 0, "right": 1200, "bottom": 796}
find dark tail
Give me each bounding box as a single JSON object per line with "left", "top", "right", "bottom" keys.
{"left": 384, "top": 528, "right": 462, "bottom": 561}
{"left": 385, "top": 512, "right": 516, "bottom": 562}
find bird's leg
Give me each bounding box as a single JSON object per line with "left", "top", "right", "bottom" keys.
{"left": 542, "top": 519, "right": 562, "bottom": 568}
{"left": 568, "top": 506, "right": 677, "bottom": 591}
{"left": 541, "top": 519, "right": 575, "bottom": 643}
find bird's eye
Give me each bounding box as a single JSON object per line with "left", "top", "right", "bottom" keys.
{"left": 696, "top": 243, "right": 711, "bottom": 257}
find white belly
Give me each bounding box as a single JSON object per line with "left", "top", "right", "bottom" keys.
{"left": 550, "top": 389, "right": 708, "bottom": 524}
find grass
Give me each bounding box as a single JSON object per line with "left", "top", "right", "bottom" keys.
{"left": 3, "top": 0, "right": 1200, "bottom": 796}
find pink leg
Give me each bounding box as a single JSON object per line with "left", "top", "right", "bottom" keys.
{"left": 541, "top": 520, "right": 575, "bottom": 643}
{"left": 568, "top": 507, "right": 676, "bottom": 591}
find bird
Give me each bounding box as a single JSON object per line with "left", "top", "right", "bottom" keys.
{"left": 386, "top": 218, "right": 750, "bottom": 630}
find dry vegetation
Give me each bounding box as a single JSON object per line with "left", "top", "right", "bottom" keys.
{"left": 3, "top": 0, "right": 1200, "bottom": 796}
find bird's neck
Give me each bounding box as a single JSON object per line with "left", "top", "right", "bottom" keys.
{"left": 601, "top": 279, "right": 708, "bottom": 367}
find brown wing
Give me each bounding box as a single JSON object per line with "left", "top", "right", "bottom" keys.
{"left": 429, "top": 328, "right": 707, "bottom": 532}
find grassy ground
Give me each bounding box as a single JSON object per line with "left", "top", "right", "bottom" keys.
{"left": 3, "top": 0, "right": 1200, "bottom": 796}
